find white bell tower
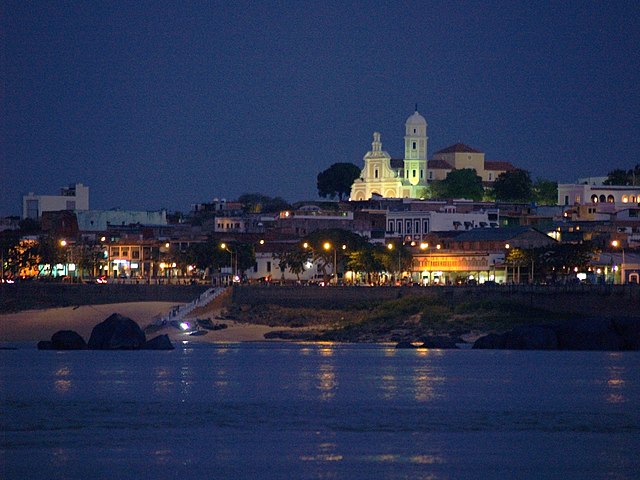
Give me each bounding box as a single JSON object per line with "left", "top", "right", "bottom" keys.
{"left": 403, "top": 107, "right": 428, "bottom": 187}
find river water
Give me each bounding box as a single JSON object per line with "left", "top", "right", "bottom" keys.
{"left": 1, "top": 342, "right": 639, "bottom": 479}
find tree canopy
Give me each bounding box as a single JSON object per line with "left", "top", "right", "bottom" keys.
{"left": 238, "top": 193, "right": 290, "bottom": 213}
{"left": 603, "top": 165, "right": 640, "bottom": 186}
{"left": 317, "top": 163, "right": 361, "bottom": 200}
{"left": 431, "top": 168, "right": 484, "bottom": 200}
{"left": 532, "top": 178, "right": 558, "bottom": 205}
{"left": 493, "top": 169, "right": 533, "bottom": 203}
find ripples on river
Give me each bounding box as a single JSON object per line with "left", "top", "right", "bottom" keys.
{"left": 1, "top": 343, "right": 639, "bottom": 479}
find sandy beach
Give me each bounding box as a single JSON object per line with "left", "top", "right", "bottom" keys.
{"left": 0, "top": 301, "right": 305, "bottom": 344}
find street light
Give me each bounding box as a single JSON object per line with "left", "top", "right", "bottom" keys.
{"left": 220, "top": 243, "right": 237, "bottom": 283}
{"left": 611, "top": 240, "right": 626, "bottom": 284}
{"left": 387, "top": 243, "right": 402, "bottom": 285}
{"left": 322, "top": 242, "right": 346, "bottom": 285}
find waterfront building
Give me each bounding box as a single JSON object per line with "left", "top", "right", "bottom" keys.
{"left": 22, "top": 183, "right": 89, "bottom": 219}
{"left": 272, "top": 207, "right": 354, "bottom": 237}
{"left": 558, "top": 184, "right": 640, "bottom": 210}
{"left": 76, "top": 209, "right": 167, "bottom": 232}
{"left": 386, "top": 207, "right": 498, "bottom": 242}
{"left": 407, "top": 227, "right": 557, "bottom": 285}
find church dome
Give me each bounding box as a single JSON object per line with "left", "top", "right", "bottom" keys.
{"left": 406, "top": 110, "right": 427, "bottom": 126}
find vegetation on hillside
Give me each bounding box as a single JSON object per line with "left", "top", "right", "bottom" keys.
{"left": 228, "top": 296, "right": 569, "bottom": 343}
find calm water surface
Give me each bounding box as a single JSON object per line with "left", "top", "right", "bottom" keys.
{"left": 1, "top": 342, "right": 639, "bottom": 479}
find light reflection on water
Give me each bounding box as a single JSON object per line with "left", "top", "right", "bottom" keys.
{"left": 54, "top": 364, "right": 73, "bottom": 394}
{"left": 2, "top": 344, "right": 639, "bottom": 480}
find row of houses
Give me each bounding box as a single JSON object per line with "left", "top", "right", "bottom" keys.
{"left": 4, "top": 181, "right": 639, "bottom": 285}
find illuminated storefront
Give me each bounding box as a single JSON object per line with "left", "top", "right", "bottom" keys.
{"left": 410, "top": 252, "right": 506, "bottom": 285}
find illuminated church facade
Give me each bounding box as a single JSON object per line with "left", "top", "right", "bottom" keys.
{"left": 349, "top": 110, "right": 514, "bottom": 201}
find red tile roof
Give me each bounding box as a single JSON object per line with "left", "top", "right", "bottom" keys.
{"left": 427, "top": 159, "right": 453, "bottom": 169}
{"left": 485, "top": 161, "right": 515, "bottom": 171}
{"left": 434, "top": 143, "right": 481, "bottom": 154}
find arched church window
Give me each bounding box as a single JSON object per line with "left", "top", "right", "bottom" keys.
{"left": 413, "top": 170, "right": 416, "bottom": 178}
{"left": 374, "top": 169, "right": 378, "bottom": 179}
{"left": 599, "top": 195, "right": 606, "bottom": 203}
{"left": 622, "top": 195, "right": 629, "bottom": 203}
{"left": 607, "top": 195, "right": 615, "bottom": 203}
{"left": 591, "top": 195, "right": 598, "bottom": 203}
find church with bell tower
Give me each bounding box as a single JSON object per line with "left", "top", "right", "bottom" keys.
{"left": 349, "top": 108, "right": 515, "bottom": 201}
{"left": 350, "top": 109, "right": 429, "bottom": 201}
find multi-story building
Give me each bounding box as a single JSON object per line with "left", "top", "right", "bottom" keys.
{"left": 350, "top": 110, "right": 515, "bottom": 201}
{"left": 558, "top": 184, "right": 640, "bottom": 209}
{"left": 22, "top": 183, "right": 89, "bottom": 219}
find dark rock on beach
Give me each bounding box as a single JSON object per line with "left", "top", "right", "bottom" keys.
{"left": 473, "top": 317, "right": 640, "bottom": 351}
{"left": 37, "top": 330, "right": 87, "bottom": 350}
{"left": 420, "top": 335, "right": 461, "bottom": 349}
{"left": 396, "top": 336, "right": 462, "bottom": 349}
{"left": 88, "top": 313, "right": 147, "bottom": 350}
{"left": 37, "top": 340, "right": 54, "bottom": 350}
{"left": 142, "top": 334, "right": 174, "bottom": 350}
{"left": 553, "top": 318, "right": 624, "bottom": 351}
{"left": 504, "top": 326, "right": 558, "bottom": 350}
{"left": 37, "top": 314, "right": 174, "bottom": 351}
{"left": 472, "top": 333, "right": 507, "bottom": 349}
{"left": 52, "top": 330, "right": 88, "bottom": 350}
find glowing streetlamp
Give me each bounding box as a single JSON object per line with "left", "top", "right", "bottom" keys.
{"left": 611, "top": 240, "right": 626, "bottom": 284}
{"left": 322, "top": 242, "right": 346, "bottom": 285}
{"left": 220, "top": 243, "right": 236, "bottom": 281}
{"left": 387, "top": 243, "right": 402, "bottom": 284}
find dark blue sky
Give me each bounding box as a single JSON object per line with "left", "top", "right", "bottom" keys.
{"left": 3, "top": 1, "right": 639, "bottom": 216}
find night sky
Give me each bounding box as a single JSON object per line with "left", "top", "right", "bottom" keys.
{"left": 3, "top": 1, "right": 639, "bottom": 216}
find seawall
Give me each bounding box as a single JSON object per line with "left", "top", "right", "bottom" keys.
{"left": 232, "top": 284, "right": 640, "bottom": 317}
{"left": 0, "top": 283, "right": 209, "bottom": 313}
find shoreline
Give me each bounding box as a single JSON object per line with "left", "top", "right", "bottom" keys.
{"left": 0, "top": 301, "right": 320, "bottom": 345}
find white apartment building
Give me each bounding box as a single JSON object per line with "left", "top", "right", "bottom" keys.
{"left": 386, "top": 207, "right": 499, "bottom": 241}
{"left": 23, "top": 183, "right": 89, "bottom": 219}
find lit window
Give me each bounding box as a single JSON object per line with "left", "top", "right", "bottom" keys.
{"left": 622, "top": 195, "right": 629, "bottom": 203}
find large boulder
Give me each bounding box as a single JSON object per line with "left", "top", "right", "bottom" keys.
{"left": 88, "top": 313, "right": 147, "bottom": 350}
{"left": 142, "top": 334, "right": 174, "bottom": 350}
{"left": 472, "top": 333, "right": 507, "bottom": 349}
{"left": 38, "top": 330, "right": 87, "bottom": 350}
{"left": 51, "top": 330, "right": 87, "bottom": 350}
{"left": 553, "top": 318, "right": 624, "bottom": 351}
{"left": 610, "top": 317, "right": 640, "bottom": 350}
{"left": 503, "top": 326, "right": 558, "bottom": 350}
{"left": 419, "top": 335, "right": 461, "bottom": 349}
